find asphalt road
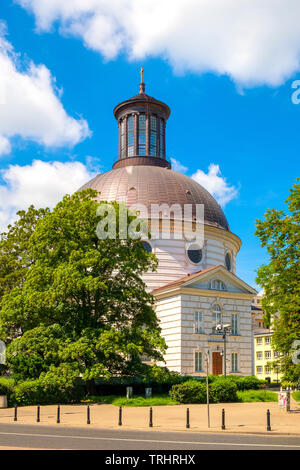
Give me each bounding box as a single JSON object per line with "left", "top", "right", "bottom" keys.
{"left": 0, "top": 423, "right": 300, "bottom": 450}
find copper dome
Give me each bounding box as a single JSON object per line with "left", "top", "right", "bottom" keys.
{"left": 80, "top": 165, "right": 230, "bottom": 231}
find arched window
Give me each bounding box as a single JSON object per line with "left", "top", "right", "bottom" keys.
{"left": 138, "top": 114, "right": 146, "bottom": 155}
{"left": 150, "top": 115, "right": 157, "bottom": 156}
{"left": 225, "top": 252, "right": 232, "bottom": 271}
{"left": 127, "top": 115, "right": 134, "bottom": 156}
{"left": 210, "top": 279, "right": 226, "bottom": 291}
{"left": 212, "top": 304, "right": 222, "bottom": 330}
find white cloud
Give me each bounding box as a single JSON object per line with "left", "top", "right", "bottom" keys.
{"left": 0, "top": 23, "right": 90, "bottom": 155}
{"left": 192, "top": 163, "right": 238, "bottom": 207}
{"left": 0, "top": 159, "right": 97, "bottom": 231}
{"left": 16, "top": 0, "right": 300, "bottom": 87}
{"left": 170, "top": 157, "right": 187, "bottom": 173}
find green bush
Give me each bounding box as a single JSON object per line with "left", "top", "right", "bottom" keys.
{"left": 12, "top": 379, "right": 44, "bottom": 406}
{"left": 9, "top": 364, "right": 85, "bottom": 406}
{"left": 169, "top": 380, "right": 208, "bottom": 404}
{"left": 210, "top": 378, "right": 238, "bottom": 402}
{"left": 0, "top": 377, "right": 15, "bottom": 403}
{"left": 208, "top": 375, "right": 266, "bottom": 391}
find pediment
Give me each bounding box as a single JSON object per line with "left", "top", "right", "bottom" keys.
{"left": 181, "top": 265, "right": 257, "bottom": 295}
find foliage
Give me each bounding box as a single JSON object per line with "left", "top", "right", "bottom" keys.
{"left": 85, "top": 394, "right": 179, "bottom": 407}
{"left": 0, "top": 377, "right": 14, "bottom": 398}
{"left": 10, "top": 364, "right": 85, "bottom": 406}
{"left": 255, "top": 179, "right": 300, "bottom": 381}
{"left": 210, "top": 378, "right": 238, "bottom": 402}
{"left": 169, "top": 380, "right": 210, "bottom": 404}
{"left": 142, "top": 365, "right": 182, "bottom": 386}
{"left": 292, "top": 391, "right": 300, "bottom": 402}
{"left": 0, "top": 190, "right": 166, "bottom": 385}
{"left": 237, "top": 390, "right": 278, "bottom": 402}
{"left": 0, "top": 206, "right": 49, "bottom": 302}
{"left": 208, "top": 375, "right": 266, "bottom": 390}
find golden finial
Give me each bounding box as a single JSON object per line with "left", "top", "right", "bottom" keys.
{"left": 139, "top": 67, "right": 145, "bottom": 94}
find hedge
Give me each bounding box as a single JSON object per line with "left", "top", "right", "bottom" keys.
{"left": 169, "top": 376, "right": 264, "bottom": 404}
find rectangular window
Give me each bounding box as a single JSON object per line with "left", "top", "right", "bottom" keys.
{"left": 232, "top": 313, "right": 238, "bottom": 335}
{"left": 232, "top": 353, "right": 238, "bottom": 372}
{"left": 256, "top": 366, "right": 263, "bottom": 375}
{"left": 150, "top": 115, "right": 157, "bottom": 156}
{"left": 127, "top": 115, "right": 134, "bottom": 157}
{"left": 265, "top": 367, "right": 271, "bottom": 375}
{"left": 195, "top": 351, "right": 203, "bottom": 372}
{"left": 194, "top": 311, "right": 203, "bottom": 334}
{"left": 138, "top": 114, "right": 146, "bottom": 155}
{"left": 265, "top": 351, "right": 271, "bottom": 360}
{"left": 256, "top": 351, "right": 263, "bottom": 360}
{"left": 265, "top": 337, "right": 271, "bottom": 345}
{"left": 256, "top": 337, "right": 262, "bottom": 345}
{"left": 120, "top": 119, "right": 125, "bottom": 158}
{"left": 160, "top": 119, "right": 164, "bottom": 157}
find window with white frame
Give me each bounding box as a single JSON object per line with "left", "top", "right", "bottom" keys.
{"left": 210, "top": 279, "right": 226, "bottom": 291}
{"left": 232, "top": 313, "right": 238, "bottom": 335}
{"left": 194, "top": 311, "right": 204, "bottom": 334}
{"left": 265, "top": 366, "right": 271, "bottom": 374}
{"left": 256, "top": 366, "right": 263, "bottom": 375}
{"left": 231, "top": 353, "right": 238, "bottom": 372}
{"left": 212, "top": 304, "right": 222, "bottom": 332}
{"left": 265, "top": 337, "right": 271, "bottom": 345}
{"left": 256, "top": 337, "right": 262, "bottom": 345}
{"left": 256, "top": 351, "right": 263, "bottom": 360}
{"left": 195, "top": 351, "right": 203, "bottom": 372}
{"left": 265, "top": 351, "right": 271, "bottom": 360}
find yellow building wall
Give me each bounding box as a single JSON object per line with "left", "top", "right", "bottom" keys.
{"left": 254, "top": 333, "right": 282, "bottom": 382}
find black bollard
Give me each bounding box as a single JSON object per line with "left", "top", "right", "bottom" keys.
{"left": 87, "top": 405, "right": 90, "bottom": 425}
{"left": 149, "top": 407, "right": 153, "bottom": 427}
{"left": 118, "top": 406, "right": 122, "bottom": 426}
{"left": 57, "top": 405, "right": 60, "bottom": 424}
{"left": 186, "top": 408, "right": 190, "bottom": 429}
{"left": 221, "top": 408, "right": 226, "bottom": 430}
{"left": 267, "top": 409, "right": 271, "bottom": 431}
{"left": 14, "top": 405, "right": 17, "bottom": 422}
{"left": 37, "top": 405, "right": 40, "bottom": 423}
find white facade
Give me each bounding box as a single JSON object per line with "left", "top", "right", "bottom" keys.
{"left": 151, "top": 263, "right": 256, "bottom": 377}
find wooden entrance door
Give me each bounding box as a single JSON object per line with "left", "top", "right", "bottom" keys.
{"left": 212, "top": 352, "right": 223, "bottom": 375}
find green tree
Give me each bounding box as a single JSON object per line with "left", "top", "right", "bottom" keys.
{"left": 0, "top": 206, "right": 49, "bottom": 300}
{"left": 0, "top": 189, "right": 166, "bottom": 389}
{"left": 255, "top": 179, "right": 300, "bottom": 381}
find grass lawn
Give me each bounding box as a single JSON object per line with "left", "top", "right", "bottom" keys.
{"left": 292, "top": 391, "right": 300, "bottom": 402}
{"left": 85, "top": 390, "right": 278, "bottom": 406}
{"left": 237, "top": 390, "right": 278, "bottom": 403}
{"left": 85, "top": 394, "right": 179, "bottom": 407}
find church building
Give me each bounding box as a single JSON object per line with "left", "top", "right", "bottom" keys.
{"left": 81, "top": 71, "right": 256, "bottom": 377}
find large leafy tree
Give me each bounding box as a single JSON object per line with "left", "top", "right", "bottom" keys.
{"left": 255, "top": 179, "right": 300, "bottom": 381}
{"left": 0, "top": 190, "right": 166, "bottom": 387}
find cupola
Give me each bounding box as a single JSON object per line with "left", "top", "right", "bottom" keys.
{"left": 113, "top": 68, "right": 171, "bottom": 169}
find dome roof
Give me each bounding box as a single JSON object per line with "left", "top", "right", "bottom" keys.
{"left": 80, "top": 165, "right": 230, "bottom": 231}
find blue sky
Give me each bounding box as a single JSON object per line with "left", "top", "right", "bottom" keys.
{"left": 0, "top": 1, "right": 300, "bottom": 290}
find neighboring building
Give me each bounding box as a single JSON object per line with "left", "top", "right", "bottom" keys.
{"left": 81, "top": 72, "right": 257, "bottom": 376}
{"left": 254, "top": 331, "right": 281, "bottom": 383}
{"left": 252, "top": 295, "right": 282, "bottom": 382}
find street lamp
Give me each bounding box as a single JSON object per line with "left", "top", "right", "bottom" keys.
{"left": 215, "top": 323, "right": 231, "bottom": 377}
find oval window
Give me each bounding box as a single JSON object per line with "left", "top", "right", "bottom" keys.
{"left": 187, "top": 244, "right": 202, "bottom": 264}
{"left": 141, "top": 241, "right": 152, "bottom": 253}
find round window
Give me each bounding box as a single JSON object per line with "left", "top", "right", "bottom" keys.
{"left": 187, "top": 244, "right": 202, "bottom": 264}
{"left": 141, "top": 241, "right": 152, "bottom": 253}
{"left": 225, "top": 252, "right": 231, "bottom": 271}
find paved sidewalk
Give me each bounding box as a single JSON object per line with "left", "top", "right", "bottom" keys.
{"left": 0, "top": 398, "right": 299, "bottom": 436}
